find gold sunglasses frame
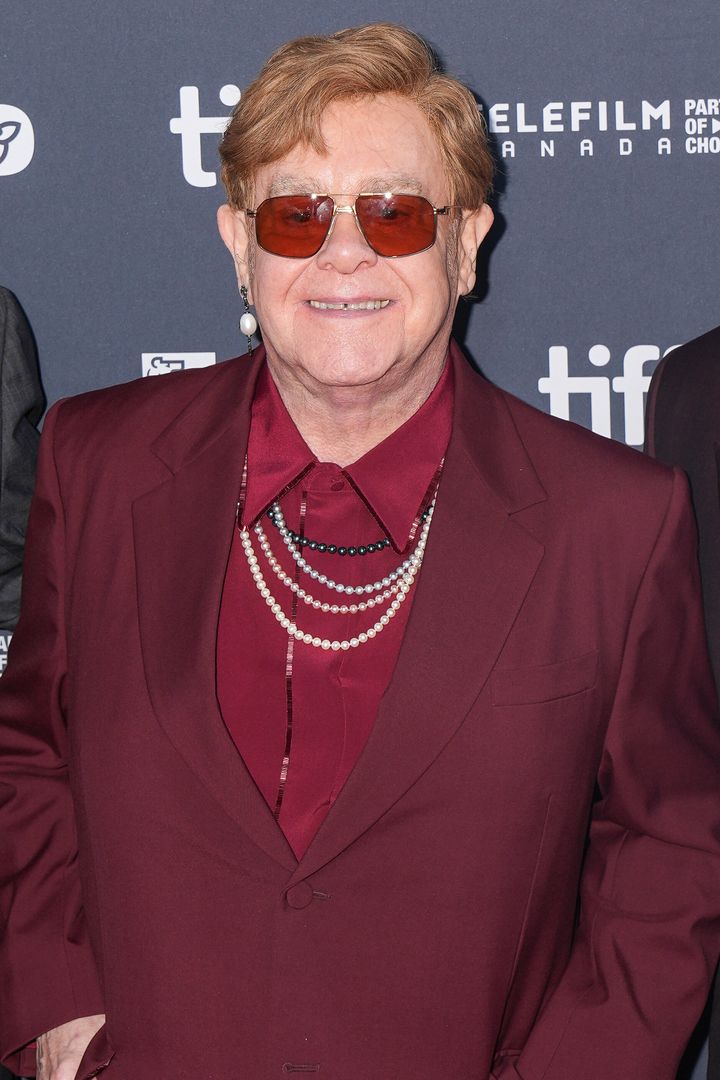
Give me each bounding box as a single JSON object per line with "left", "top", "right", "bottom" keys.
{"left": 245, "top": 193, "right": 461, "bottom": 258}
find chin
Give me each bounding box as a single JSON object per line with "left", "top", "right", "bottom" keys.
{"left": 309, "top": 359, "right": 393, "bottom": 389}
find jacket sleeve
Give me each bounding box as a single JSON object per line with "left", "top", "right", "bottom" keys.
{"left": 510, "top": 469, "right": 720, "bottom": 1079}
{"left": 0, "top": 401, "right": 104, "bottom": 1075}
{"left": 0, "top": 287, "right": 44, "bottom": 631}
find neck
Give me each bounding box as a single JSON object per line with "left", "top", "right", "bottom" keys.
{"left": 266, "top": 350, "right": 448, "bottom": 467}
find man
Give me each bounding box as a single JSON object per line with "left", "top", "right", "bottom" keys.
{"left": 1, "top": 24, "right": 720, "bottom": 1080}
{"left": 0, "top": 287, "right": 43, "bottom": 632}
{"left": 646, "top": 324, "right": 720, "bottom": 1080}
{"left": 0, "top": 287, "right": 42, "bottom": 1080}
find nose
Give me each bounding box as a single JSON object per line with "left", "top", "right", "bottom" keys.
{"left": 315, "top": 203, "right": 378, "bottom": 274}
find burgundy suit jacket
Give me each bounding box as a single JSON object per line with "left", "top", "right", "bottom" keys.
{"left": 1, "top": 343, "right": 720, "bottom": 1080}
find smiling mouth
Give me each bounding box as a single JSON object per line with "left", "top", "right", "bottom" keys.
{"left": 308, "top": 299, "right": 391, "bottom": 311}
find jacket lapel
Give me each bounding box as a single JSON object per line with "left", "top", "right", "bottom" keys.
{"left": 133, "top": 344, "right": 547, "bottom": 880}
{"left": 290, "top": 346, "right": 546, "bottom": 884}
{"left": 133, "top": 349, "right": 297, "bottom": 871}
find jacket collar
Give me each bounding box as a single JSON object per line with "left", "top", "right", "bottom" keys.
{"left": 150, "top": 346, "right": 266, "bottom": 476}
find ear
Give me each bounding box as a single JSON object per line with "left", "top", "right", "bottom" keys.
{"left": 456, "top": 203, "right": 494, "bottom": 298}
{"left": 217, "top": 204, "right": 254, "bottom": 303}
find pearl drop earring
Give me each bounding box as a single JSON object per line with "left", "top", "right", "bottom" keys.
{"left": 239, "top": 284, "right": 258, "bottom": 354}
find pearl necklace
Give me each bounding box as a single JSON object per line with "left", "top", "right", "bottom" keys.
{"left": 268, "top": 500, "right": 435, "bottom": 596}
{"left": 254, "top": 523, "right": 402, "bottom": 612}
{"left": 239, "top": 505, "right": 434, "bottom": 649}
{"left": 266, "top": 505, "right": 393, "bottom": 557}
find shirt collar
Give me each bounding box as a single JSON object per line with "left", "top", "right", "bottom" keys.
{"left": 243, "top": 356, "right": 454, "bottom": 552}
{"left": 243, "top": 364, "right": 315, "bottom": 527}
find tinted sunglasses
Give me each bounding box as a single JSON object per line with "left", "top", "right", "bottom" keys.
{"left": 245, "top": 193, "right": 459, "bottom": 259}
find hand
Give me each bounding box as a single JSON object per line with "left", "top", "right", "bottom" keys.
{"left": 36, "top": 1014, "right": 106, "bottom": 1080}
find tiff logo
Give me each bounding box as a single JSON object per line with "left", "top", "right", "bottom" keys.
{"left": 538, "top": 343, "right": 679, "bottom": 446}
{"left": 142, "top": 352, "right": 216, "bottom": 376}
{"left": 170, "top": 84, "right": 241, "bottom": 187}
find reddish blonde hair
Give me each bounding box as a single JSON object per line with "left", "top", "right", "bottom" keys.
{"left": 219, "top": 23, "right": 494, "bottom": 209}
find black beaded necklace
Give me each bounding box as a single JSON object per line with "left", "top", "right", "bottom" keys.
{"left": 265, "top": 503, "right": 431, "bottom": 557}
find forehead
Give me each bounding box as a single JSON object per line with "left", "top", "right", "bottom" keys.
{"left": 255, "top": 94, "right": 447, "bottom": 200}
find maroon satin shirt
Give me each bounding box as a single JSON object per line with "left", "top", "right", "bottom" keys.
{"left": 217, "top": 359, "right": 453, "bottom": 858}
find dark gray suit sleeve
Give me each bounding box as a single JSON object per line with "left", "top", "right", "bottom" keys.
{"left": 645, "top": 325, "right": 720, "bottom": 1080}
{"left": 0, "top": 288, "right": 44, "bottom": 631}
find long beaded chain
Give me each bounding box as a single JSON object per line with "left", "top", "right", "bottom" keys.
{"left": 239, "top": 504, "right": 434, "bottom": 650}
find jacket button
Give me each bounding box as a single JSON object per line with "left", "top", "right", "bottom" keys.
{"left": 285, "top": 881, "right": 314, "bottom": 909}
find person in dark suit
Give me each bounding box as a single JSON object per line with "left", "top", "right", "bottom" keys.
{"left": 646, "top": 323, "right": 720, "bottom": 1080}
{"left": 0, "top": 288, "right": 42, "bottom": 1080}
{"left": 2, "top": 25, "right": 720, "bottom": 1080}
{"left": 0, "top": 287, "right": 43, "bottom": 631}
{"left": 646, "top": 326, "right": 720, "bottom": 689}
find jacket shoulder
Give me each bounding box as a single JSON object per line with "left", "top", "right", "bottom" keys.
{"left": 651, "top": 325, "right": 720, "bottom": 419}
{"left": 646, "top": 325, "right": 720, "bottom": 465}
{"left": 49, "top": 356, "right": 247, "bottom": 452}
{"left": 661, "top": 325, "right": 720, "bottom": 379}
{"left": 43, "top": 356, "right": 256, "bottom": 502}
{"left": 498, "top": 382, "right": 673, "bottom": 493}
{"left": 56, "top": 356, "right": 238, "bottom": 423}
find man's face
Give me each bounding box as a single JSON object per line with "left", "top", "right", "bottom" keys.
{"left": 220, "top": 94, "right": 492, "bottom": 397}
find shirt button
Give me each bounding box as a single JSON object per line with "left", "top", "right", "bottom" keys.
{"left": 285, "top": 881, "right": 314, "bottom": 909}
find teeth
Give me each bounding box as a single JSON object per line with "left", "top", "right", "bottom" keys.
{"left": 308, "top": 299, "right": 390, "bottom": 310}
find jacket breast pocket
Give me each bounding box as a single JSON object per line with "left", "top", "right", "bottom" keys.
{"left": 491, "top": 649, "right": 598, "bottom": 707}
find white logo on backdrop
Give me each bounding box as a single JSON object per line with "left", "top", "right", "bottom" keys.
{"left": 539, "top": 343, "right": 679, "bottom": 446}
{"left": 142, "top": 352, "right": 216, "bottom": 376}
{"left": 484, "top": 97, "right": 720, "bottom": 159}
{"left": 170, "top": 85, "right": 241, "bottom": 187}
{"left": 168, "top": 88, "right": 720, "bottom": 185}
{"left": 0, "top": 632, "right": 12, "bottom": 675}
{"left": 0, "top": 105, "right": 35, "bottom": 176}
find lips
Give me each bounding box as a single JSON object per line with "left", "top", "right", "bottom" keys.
{"left": 307, "top": 299, "right": 391, "bottom": 311}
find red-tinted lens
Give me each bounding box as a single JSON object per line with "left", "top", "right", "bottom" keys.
{"left": 253, "top": 195, "right": 334, "bottom": 257}
{"left": 355, "top": 194, "right": 437, "bottom": 257}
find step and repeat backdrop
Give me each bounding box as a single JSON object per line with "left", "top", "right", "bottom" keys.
{"left": 2, "top": 1, "right": 719, "bottom": 1075}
